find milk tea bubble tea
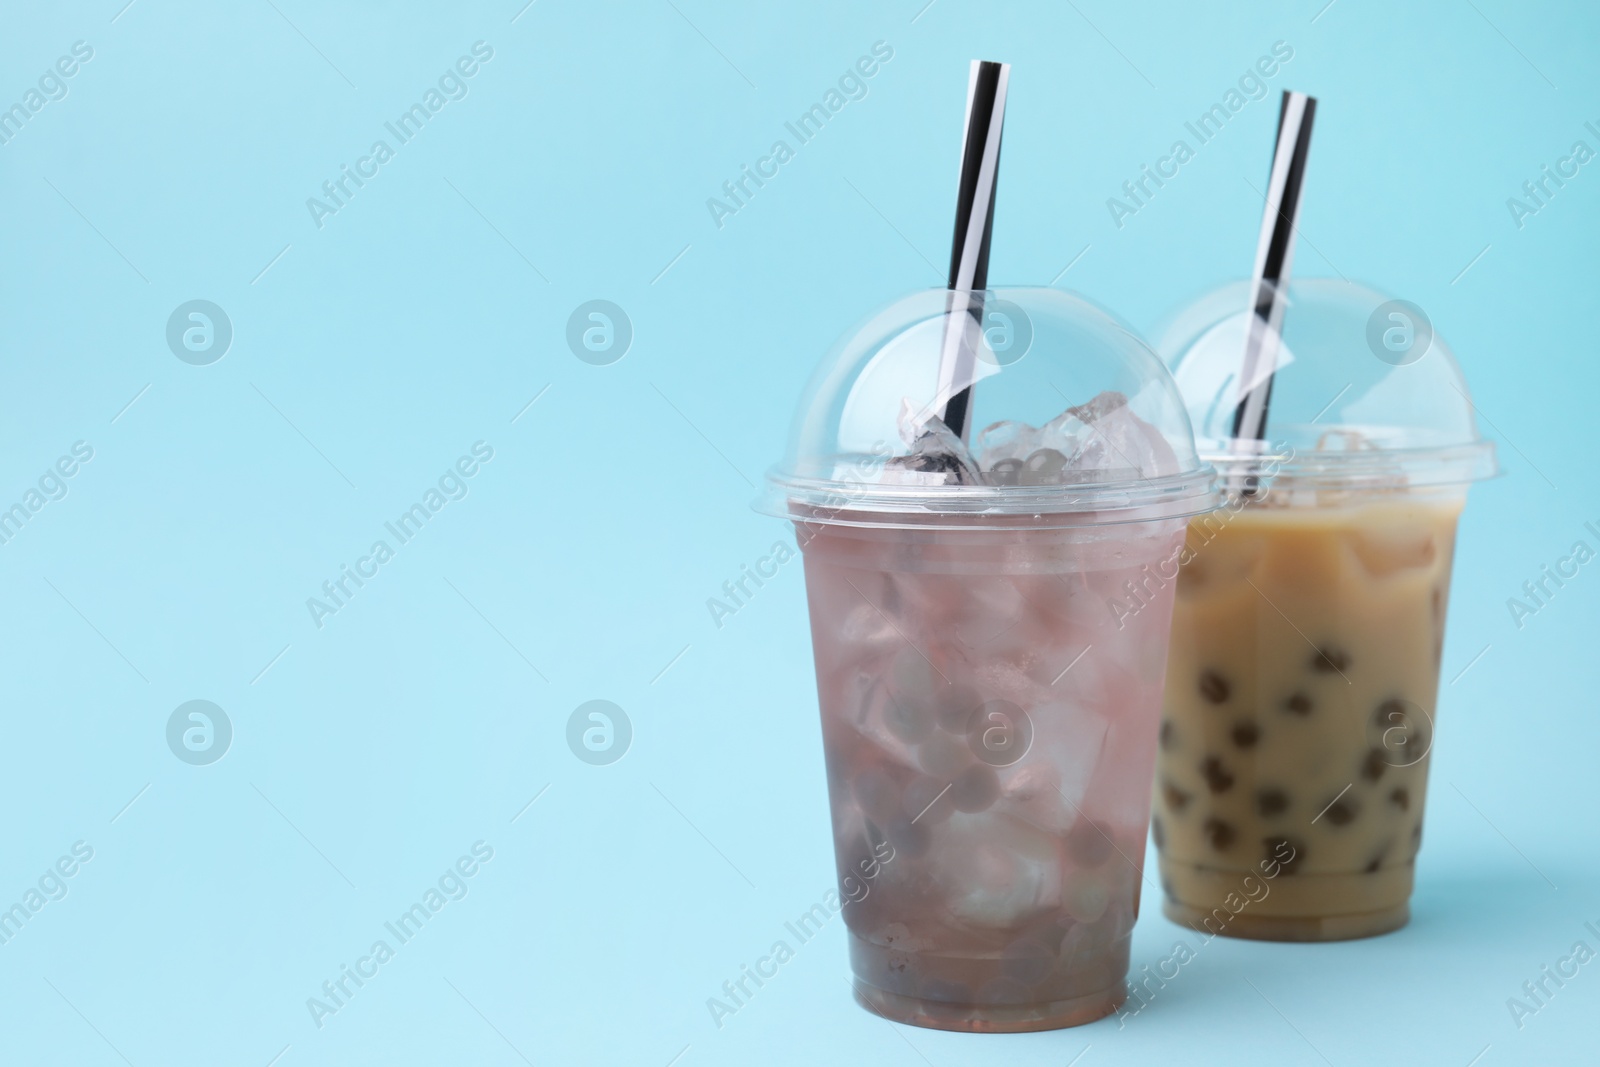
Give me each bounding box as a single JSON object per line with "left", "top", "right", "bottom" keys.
{"left": 1152, "top": 280, "right": 1497, "bottom": 941}
{"left": 760, "top": 288, "right": 1218, "bottom": 1030}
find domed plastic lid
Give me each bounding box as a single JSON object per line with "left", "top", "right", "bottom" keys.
{"left": 1157, "top": 279, "right": 1497, "bottom": 490}
{"left": 760, "top": 287, "right": 1217, "bottom": 529}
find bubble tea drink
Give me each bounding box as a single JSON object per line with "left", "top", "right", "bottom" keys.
{"left": 762, "top": 287, "right": 1217, "bottom": 1029}
{"left": 1151, "top": 279, "right": 1497, "bottom": 940}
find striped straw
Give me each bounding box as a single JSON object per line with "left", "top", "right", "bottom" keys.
{"left": 1231, "top": 89, "right": 1317, "bottom": 445}
{"left": 935, "top": 59, "right": 1010, "bottom": 442}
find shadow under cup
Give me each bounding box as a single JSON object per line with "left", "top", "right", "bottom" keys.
{"left": 1154, "top": 486, "right": 1466, "bottom": 941}
{"left": 796, "top": 513, "right": 1186, "bottom": 1031}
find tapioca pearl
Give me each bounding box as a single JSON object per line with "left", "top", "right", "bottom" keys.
{"left": 1410, "top": 822, "right": 1423, "bottom": 849}
{"left": 1230, "top": 722, "right": 1260, "bottom": 749}
{"left": 1151, "top": 816, "right": 1166, "bottom": 849}
{"left": 1321, "top": 794, "right": 1358, "bottom": 827}
{"left": 1065, "top": 876, "right": 1110, "bottom": 923}
{"left": 853, "top": 768, "right": 902, "bottom": 821}
{"left": 932, "top": 681, "right": 983, "bottom": 732}
{"left": 889, "top": 647, "right": 942, "bottom": 704}
{"left": 1361, "top": 748, "right": 1388, "bottom": 782}
{"left": 1263, "top": 837, "right": 1305, "bottom": 876}
{"left": 1363, "top": 840, "right": 1392, "bottom": 873}
{"left": 1160, "top": 875, "right": 1177, "bottom": 899}
{"left": 1203, "top": 818, "right": 1236, "bottom": 852}
{"left": 884, "top": 816, "right": 932, "bottom": 859}
{"left": 1284, "top": 691, "right": 1314, "bottom": 716}
{"left": 1373, "top": 698, "right": 1407, "bottom": 726}
{"left": 1020, "top": 448, "right": 1069, "bottom": 485}
{"left": 1311, "top": 647, "right": 1351, "bottom": 674}
{"left": 883, "top": 693, "right": 936, "bottom": 744}
{"left": 1389, "top": 786, "right": 1410, "bottom": 812}
{"left": 950, "top": 764, "right": 1001, "bottom": 813}
{"left": 903, "top": 776, "right": 956, "bottom": 825}
{"left": 988, "top": 458, "right": 1024, "bottom": 487}
{"left": 1066, "top": 818, "right": 1115, "bottom": 867}
{"left": 1201, "top": 756, "right": 1235, "bottom": 794}
{"left": 917, "top": 733, "right": 970, "bottom": 778}
{"left": 1161, "top": 780, "right": 1192, "bottom": 812}
{"left": 1198, "top": 670, "right": 1231, "bottom": 704}
{"left": 1255, "top": 788, "right": 1289, "bottom": 817}
{"left": 1159, "top": 719, "right": 1178, "bottom": 751}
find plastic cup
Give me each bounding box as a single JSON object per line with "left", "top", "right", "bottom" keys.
{"left": 1150, "top": 280, "right": 1497, "bottom": 941}
{"left": 761, "top": 288, "right": 1217, "bottom": 1030}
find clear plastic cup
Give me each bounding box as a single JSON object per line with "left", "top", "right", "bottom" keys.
{"left": 760, "top": 288, "right": 1217, "bottom": 1030}
{"left": 1151, "top": 280, "right": 1497, "bottom": 941}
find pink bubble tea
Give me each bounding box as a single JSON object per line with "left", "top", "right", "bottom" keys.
{"left": 798, "top": 514, "right": 1185, "bottom": 1031}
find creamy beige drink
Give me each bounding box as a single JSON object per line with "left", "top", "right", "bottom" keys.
{"left": 1154, "top": 489, "right": 1462, "bottom": 940}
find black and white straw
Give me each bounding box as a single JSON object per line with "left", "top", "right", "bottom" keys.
{"left": 934, "top": 59, "right": 1010, "bottom": 443}
{"left": 1231, "top": 89, "right": 1316, "bottom": 445}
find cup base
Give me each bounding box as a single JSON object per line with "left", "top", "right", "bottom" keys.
{"left": 1161, "top": 899, "right": 1410, "bottom": 942}
{"left": 852, "top": 979, "right": 1125, "bottom": 1033}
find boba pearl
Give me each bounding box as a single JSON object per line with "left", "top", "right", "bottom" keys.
{"left": 1020, "top": 448, "right": 1069, "bottom": 485}
{"left": 1203, "top": 817, "right": 1236, "bottom": 851}
{"left": 987, "top": 458, "right": 1024, "bottom": 486}
{"left": 932, "top": 681, "right": 983, "bottom": 732}
{"left": 950, "top": 764, "right": 1001, "bottom": 813}
{"left": 1198, "top": 669, "right": 1231, "bottom": 704}
{"left": 883, "top": 815, "right": 932, "bottom": 859}
{"left": 1065, "top": 818, "right": 1115, "bottom": 867}
{"left": 1311, "top": 646, "right": 1351, "bottom": 673}
{"left": 1065, "top": 876, "right": 1110, "bottom": 923}
{"left": 883, "top": 691, "right": 936, "bottom": 744}
{"left": 1255, "top": 787, "right": 1289, "bottom": 817}
{"left": 903, "top": 775, "right": 955, "bottom": 825}
{"left": 917, "top": 733, "right": 971, "bottom": 779}
{"left": 1200, "top": 756, "right": 1235, "bottom": 794}
{"left": 889, "top": 646, "right": 942, "bottom": 704}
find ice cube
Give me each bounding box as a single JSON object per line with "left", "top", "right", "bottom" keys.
{"left": 996, "top": 760, "right": 1072, "bottom": 835}
{"left": 1028, "top": 699, "right": 1110, "bottom": 814}
{"left": 972, "top": 390, "right": 1181, "bottom": 484}
{"left": 932, "top": 813, "right": 1063, "bottom": 929}
{"left": 973, "top": 419, "right": 1043, "bottom": 468}
{"left": 883, "top": 399, "right": 980, "bottom": 485}
{"left": 1054, "top": 391, "right": 1181, "bottom": 480}
{"left": 1347, "top": 526, "right": 1438, "bottom": 578}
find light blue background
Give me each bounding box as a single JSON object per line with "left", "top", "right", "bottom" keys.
{"left": 1, "top": 1, "right": 1595, "bottom": 1064}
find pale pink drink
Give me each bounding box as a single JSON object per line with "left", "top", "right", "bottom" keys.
{"left": 764, "top": 288, "right": 1217, "bottom": 1032}
{"left": 798, "top": 514, "right": 1186, "bottom": 1030}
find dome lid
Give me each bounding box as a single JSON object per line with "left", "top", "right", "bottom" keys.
{"left": 760, "top": 287, "right": 1217, "bottom": 529}
{"left": 1157, "top": 279, "right": 1497, "bottom": 489}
